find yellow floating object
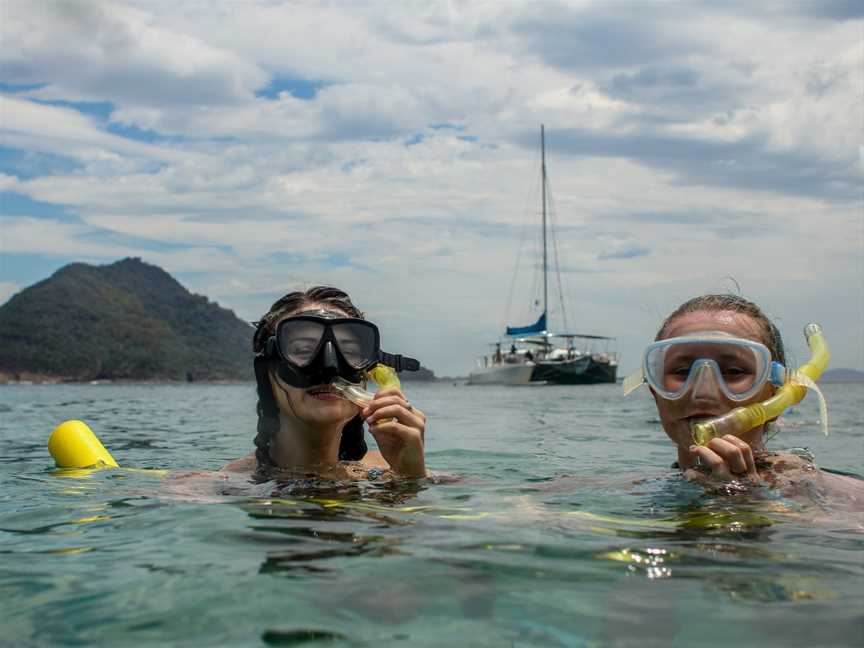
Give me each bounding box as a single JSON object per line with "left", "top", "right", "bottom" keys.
{"left": 48, "top": 420, "right": 119, "bottom": 469}
{"left": 691, "top": 323, "right": 830, "bottom": 445}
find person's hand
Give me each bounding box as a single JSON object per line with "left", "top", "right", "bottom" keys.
{"left": 362, "top": 388, "right": 426, "bottom": 477}
{"left": 685, "top": 434, "right": 761, "bottom": 484}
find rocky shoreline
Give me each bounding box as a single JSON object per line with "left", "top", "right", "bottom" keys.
{"left": 0, "top": 371, "right": 253, "bottom": 385}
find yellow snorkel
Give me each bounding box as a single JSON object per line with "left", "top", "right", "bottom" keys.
{"left": 690, "top": 323, "right": 830, "bottom": 446}
{"left": 330, "top": 364, "right": 401, "bottom": 407}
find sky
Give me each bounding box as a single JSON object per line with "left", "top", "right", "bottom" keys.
{"left": 1, "top": 0, "right": 862, "bottom": 378}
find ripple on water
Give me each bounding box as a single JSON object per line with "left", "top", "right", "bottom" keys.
{"left": 1, "top": 382, "right": 862, "bottom": 647}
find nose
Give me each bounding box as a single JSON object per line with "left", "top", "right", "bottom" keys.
{"left": 689, "top": 361, "right": 724, "bottom": 401}
{"left": 321, "top": 341, "right": 339, "bottom": 370}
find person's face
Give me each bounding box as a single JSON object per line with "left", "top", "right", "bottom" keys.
{"left": 268, "top": 304, "right": 359, "bottom": 429}
{"left": 652, "top": 310, "right": 775, "bottom": 450}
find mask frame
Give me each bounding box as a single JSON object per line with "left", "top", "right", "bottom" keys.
{"left": 256, "top": 313, "right": 420, "bottom": 388}
{"left": 624, "top": 333, "right": 785, "bottom": 402}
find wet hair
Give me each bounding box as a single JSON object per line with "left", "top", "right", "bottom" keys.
{"left": 251, "top": 286, "right": 368, "bottom": 476}
{"left": 656, "top": 294, "right": 786, "bottom": 366}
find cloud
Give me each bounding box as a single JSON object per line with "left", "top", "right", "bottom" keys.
{"left": 596, "top": 245, "right": 651, "bottom": 261}
{"left": 778, "top": 0, "right": 864, "bottom": 21}
{"left": 0, "top": 191, "right": 82, "bottom": 223}
{"left": 546, "top": 128, "right": 859, "bottom": 202}
{"left": 1, "top": 94, "right": 187, "bottom": 173}
{"left": 609, "top": 66, "right": 702, "bottom": 95}
{"left": 0, "top": 1, "right": 862, "bottom": 375}
{"left": 0, "top": 0, "right": 267, "bottom": 106}
{"left": 511, "top": 4, "right": 697, "bottom": 71}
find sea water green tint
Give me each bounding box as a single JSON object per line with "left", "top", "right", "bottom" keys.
{"left": 1, "top": 382, "right": 862, "bottom": 647}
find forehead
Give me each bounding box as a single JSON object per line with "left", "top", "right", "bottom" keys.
{"left": 662, "top": 310, "right": 767, "bottom": 343}
{"left": 278, "top": 303, "right": 350, "bottom": 324}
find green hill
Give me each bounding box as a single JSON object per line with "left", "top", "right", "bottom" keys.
{"left": 0, "top": 258, "right": 253, "bottom": 382}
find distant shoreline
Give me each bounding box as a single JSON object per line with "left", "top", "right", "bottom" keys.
{"left": 821, "top": 368, "right": 864, "bottom": 383}
{"left": 0, "top": 376, "right": 255, "bottom": 386}
{"left": 0, "top": 371, "right": 447, "bottom": 386}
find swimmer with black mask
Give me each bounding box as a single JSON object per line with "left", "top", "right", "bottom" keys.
{"left": 223, "top": 286, "right": 427, "bottom": 480}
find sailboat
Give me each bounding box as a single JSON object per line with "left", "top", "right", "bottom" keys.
{"left": 466, "top": 339, "right": 535, "bottom": 385}
{"left": 468, "top": 125, "right": 618, "bottom": 386}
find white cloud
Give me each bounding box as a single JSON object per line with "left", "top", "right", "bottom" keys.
{"left": 1, "top": 0, "right": 267, "bottom": 106}
{"left": 0, "top": 94, "right": 191, "bottom": 172}
{"left": 0, "top": 0, "right": 861, "bottom": 375}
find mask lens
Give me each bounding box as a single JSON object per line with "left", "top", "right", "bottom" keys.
{"left": 332, "top": 322, "right": 377, "bottom": 369}
{"left": 714, "top": 345, "right": 761, "bottom": 395}
{"left": 645, "top": 337, "right": 770, "bottom": 400}
{"left": 277, "top": 320, "right": 326, "bottom": 367}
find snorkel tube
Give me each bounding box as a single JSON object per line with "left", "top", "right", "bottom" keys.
{"left": 330, "top": 349, "right": 417, "bottom": 407}
{"left": 690, "top": 323, "right": 830, "bottom": 446}
{"left": 331, "top": 364, "right": 401, "bottom": 407}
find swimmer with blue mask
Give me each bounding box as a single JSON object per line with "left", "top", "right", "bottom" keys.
{"left": 625, "top": 295, "right": 863, "bottom": 502}
{"left": 223, "top": 286, "right": 427, "bottom": 480}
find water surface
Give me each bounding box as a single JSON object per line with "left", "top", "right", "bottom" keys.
{"left": 1, "top": 381, "right": 862, "bottom": 647}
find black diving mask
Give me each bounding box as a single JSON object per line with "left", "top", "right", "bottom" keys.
{"left": 258, "top": 310, "right": 420, "bottom": 388}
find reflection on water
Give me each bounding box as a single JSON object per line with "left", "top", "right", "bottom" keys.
{"left": 1, "top": 382, "right": 862, "bottom": 647}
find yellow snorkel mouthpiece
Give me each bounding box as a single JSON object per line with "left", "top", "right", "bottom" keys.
{"left": 690, "top": 323, "right": 830, "bottom": 446}
{"left": 330, "top": 364, "right": 402, "bottom": 407}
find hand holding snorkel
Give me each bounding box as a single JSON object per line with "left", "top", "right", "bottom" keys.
{"left": 259, "top": 310, "right": 427, "bottom": 476}
{"left": 344, "top": 365, "right": 427, "bottom": 478}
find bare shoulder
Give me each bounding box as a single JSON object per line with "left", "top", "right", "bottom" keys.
{"left": 816, "top": 470, "right": 864, "bottom": 504}
{"left": 221, "top": 453, "right": 257, "bottom": 474}
{"left": 762, "top": 451, "right": 864, "bottom": 509}
{"left": 761, "top": 451, "right": 813, "bottom": 472}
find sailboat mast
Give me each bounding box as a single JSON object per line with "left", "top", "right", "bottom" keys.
{"left": 541, "top": 124, "right": 548, "bottom": 327}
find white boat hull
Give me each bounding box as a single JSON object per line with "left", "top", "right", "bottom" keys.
{"left": 467, "top": 363, "right": 535, "bottom": 385}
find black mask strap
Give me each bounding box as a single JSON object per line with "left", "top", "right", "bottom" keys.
{"left": 378, "top": 351, "right": 420, "bottom": 372}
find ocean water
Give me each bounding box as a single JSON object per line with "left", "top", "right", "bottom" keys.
{"left": 1, "top": 381, "right": 862, "bottom": 647}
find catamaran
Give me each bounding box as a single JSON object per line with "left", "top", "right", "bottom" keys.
{"left": 468, "top": 125, "right": 618, "bottom": 386}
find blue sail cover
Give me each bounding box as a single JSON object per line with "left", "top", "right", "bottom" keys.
{"left": 506, "top": 313, "right": 546, "bottom": 336}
